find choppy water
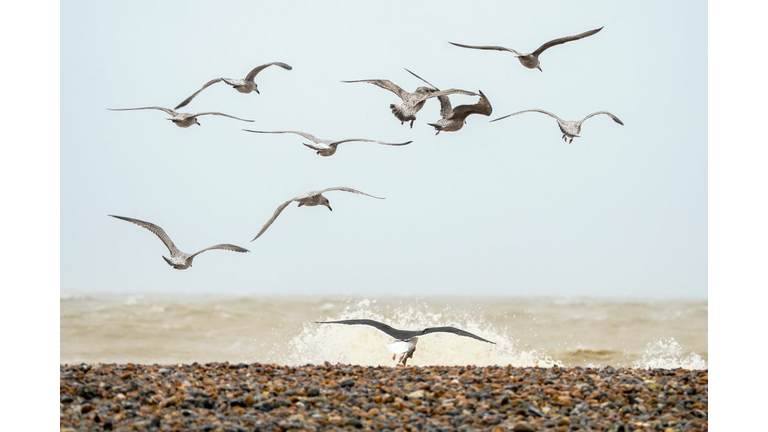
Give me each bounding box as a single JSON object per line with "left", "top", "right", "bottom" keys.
{"left": 60, "top": 294, "right": 707, "bottom": 369}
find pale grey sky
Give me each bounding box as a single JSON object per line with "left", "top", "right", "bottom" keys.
{"left": 59, "top": 1, "right": 708, "bottom": 297}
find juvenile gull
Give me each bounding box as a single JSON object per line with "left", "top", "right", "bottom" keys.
{"left": 491, "top": 109, "right": 624, "bottom": 143}
{"left": 175, "top": 62, "right": 293, "bottom": 109}
{"left": 242, "top": 129, "right": 412, "bottom": 157}
{"left": 427, "top": 90, "right": 493, "bottom": 134}
{"left": 109, "top": 215, "right": 249, "bottom": 270}
{"left": 252, "top": 187, "right": 384, "bottom": 241}
{"left": 402, "top": 72, "right": 493, "bottom": 134}
{"left": 316, "top": 319, "right": 496, "bottom": 366}
{"left": 342, "top": 68, "right": 477, "bottom": 128}
{"left": 449, "top": 26, "right": 603, "bottom": 72}
{"left": 107, "top": 106, "right": 254, "bottom": 127}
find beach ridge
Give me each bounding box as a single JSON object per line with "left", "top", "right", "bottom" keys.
{"left": 60, "top": 362, "right": 708, "bottom": 431}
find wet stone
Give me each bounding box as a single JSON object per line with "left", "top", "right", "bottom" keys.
{"left": 347, "top": 417, "right": 364, "bottom": 428}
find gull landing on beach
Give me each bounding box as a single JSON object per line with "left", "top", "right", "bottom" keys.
{"left": 107, "top": 106, "right": 254, "bottom": 128}
{"left": 175, "top": 62, "right": 293, "bottom": 109}
{"left": 252, "top": 187, "right": 384, "bottom": 241}
{"left": 242, "top": 129, "right": 412, "bottom": 157}
{"left": 449, "top": 26, "right": 603, "bottom": 72}
{"left": 316, "top": 319, "right": 496, "bottom": 366}
{"left": 109, "top": 215, "right": 249, "bottom": 270}
{"left": 342, "top": 68, "right": 477, "bottom": 128}
{"left": 491, "top": 109, "right": 624, "bottom": 143}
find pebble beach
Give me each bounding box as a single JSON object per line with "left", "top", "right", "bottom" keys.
{"left": 60, "top": 362, "right": 707, "bottom": 431}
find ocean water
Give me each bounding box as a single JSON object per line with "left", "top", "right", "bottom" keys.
{"left": 60, "top": 294, "right": 707, "bottom": 369}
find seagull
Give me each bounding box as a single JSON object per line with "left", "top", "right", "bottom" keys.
{"left": 342, "top": 68, "right": 477, "bottom": 128}
{"left": 108, "top": 215, "right": 249, "bottom": 270}
{"left": 175, "top": 62, "right": 293, "bottom": 109}
{"left": 427, "top": 90, "right": 493, "bottom": 134}
{"left": 449, "top": 26, "right": 603, "bottom": 72}
{"left": 242, "top": 129, "right": 412, "bottom": 157}
{"left": 490, "top": 109, "right": 624, "bottom": 143}
{"left": 400, "top": 72, "right": 493, "bottom": 135}
{"left": 252, "top": 187, "right": 384, "bottom": 241}
{"left": 316, "top": 319, "right": 496, "bottom": 366}
{"left": 107, "top": 106, "right": 254, "bottom": 127}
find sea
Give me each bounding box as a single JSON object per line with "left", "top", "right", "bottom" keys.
{"left": 60, "top": 294, "right": 707, "bottom": 369}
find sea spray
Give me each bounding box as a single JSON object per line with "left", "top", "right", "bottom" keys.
{"left": 632, "top": 337, "right": 707, "bottom": 370}
{"left": 269, "top": 298, "right": 558, "bottom": 367}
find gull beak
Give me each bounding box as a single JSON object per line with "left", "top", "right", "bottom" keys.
{"left": 537, "top": 66, "right": 542, "bottom": 72}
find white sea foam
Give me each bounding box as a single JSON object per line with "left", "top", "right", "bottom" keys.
{"left": 123, "top": 295, "right": 145, "bottom": 306}
{"left": 60, "top": 291, "right": 90, "bottom": 300}
{"left": 270, "top": 298, "right": 558, "bottom": 367}
{"left": 632, "top": 338, "right": 707, "bottom": 370}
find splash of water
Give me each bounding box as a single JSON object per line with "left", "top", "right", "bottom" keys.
{"left": 269, "top": 298, "right": 558, "bottom": 367}
{"left": 632, "top": 337, "right": 707, "bottom": 370}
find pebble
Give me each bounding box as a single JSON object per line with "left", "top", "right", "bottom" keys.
{"left": 59, "top": 363, "right": 708, "bottom": 431}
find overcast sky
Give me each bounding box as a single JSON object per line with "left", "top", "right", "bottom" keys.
{"left": 60, "top": 1, "right": 707, "bottom": 297}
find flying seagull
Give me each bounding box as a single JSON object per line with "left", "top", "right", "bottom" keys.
{"left": 109, "top": 215, "right": 249, "bottom": 270}
{"left": 449, "top": 26, "right": 603, "bottom": 72}
{"left": 316, "top": 319, "right": 496, "bottom": 366}
{"left": 252, "top": 187, "right": 384, "bottom": 241}
{"left": 401, "top": 72, "right": 493, "bottom": 135}
{"left": 427, "top": 90, "right": 493, "bottom": 134}
{"left": 107, "top": 106, "right": 254, "bottom": 128}
{"left": 342, "top": 68, "right": 477, "bottom": 128}
{"left": 242, "top": 129, "right": 412, "bottom": 157}
{"left": 175, "top": 62, "right": 293, "bottom": 109}
{"left": 491, "top": 109, "right": 624, "bottom": 143}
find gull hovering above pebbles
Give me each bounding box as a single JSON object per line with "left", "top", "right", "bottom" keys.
{"left": 107, "top": 106, "right": 254, "bottom": 128}
{"left": 449, "top": 26, "right": 603, "bottom": 72}
{"left": 427, "top": 90, "right": 493, "bottom": 134}
{"left": 342, "top": 69, "right": 477, "bottom": 128}
{"left": 175, "top": 62, "right": 293, "bottom": 109}
{"left": 252, "top": 187, "right": 384, "bottom": 241}
{"left": 316, "top": 319, "right": 496, "bottom": 366}
{"left": 108, "top": 215, "right": 249, "bottom": 270}
{"left": 242, "top": 129, "right": 412, "bottom": 157}
{"left": 491, "top": 109, "right": 624, "bottom": 143}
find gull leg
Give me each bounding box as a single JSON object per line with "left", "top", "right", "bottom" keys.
{"left": 400, "top": 346, "right": 416, "bottom": 367}
{"left": 396, "top": 353, "right": 405, "bottom": 367}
